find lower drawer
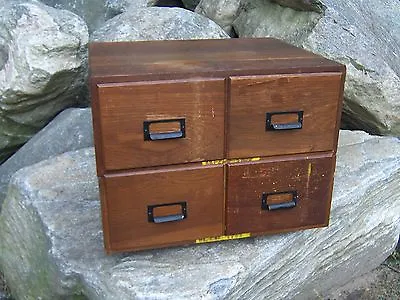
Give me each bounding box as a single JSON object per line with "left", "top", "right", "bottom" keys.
{"left": 226, "top": 152, "right": 335, "bottom": 235}
{"left": 100, "top": 164, "right": 224, "bottom": 253}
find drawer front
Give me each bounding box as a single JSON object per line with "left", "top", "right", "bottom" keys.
{"left": 228, "top": 73, "right": 343, "bottom": 158}
{"left": 226, "top": 152, "right": 335, "bottom": 235}
{"left": 100, "top": 164, "right": 224, "bottom": 252}
{"left": 96, "top": 78, "right": 225, "bottom": 172}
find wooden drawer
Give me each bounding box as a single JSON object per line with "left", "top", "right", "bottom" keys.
{"left": 90, "top": 38, "right": 346, "bottom": 253}
{"left": 100, "top": 164, "right": 224, "bottom": 253}
{"left": 227, "top": 73, "right": 343, "bottom": 158}
{"left": 95, "top": 78, "right": 225, "bottom": 172}
{"left": 226, "top": 152, "right": 335, "bottom": 235}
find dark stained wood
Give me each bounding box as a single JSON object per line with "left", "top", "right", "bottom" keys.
{"left": 89, "top": 38, "right": 345, "bottom": 83}
{"left": 332, "top": 72, "right": 346, "bottom": 150}
{"left": 90, "top": 38, "right": 346, "bottom": 253}
{"left": 91, "top": 80, "right": 107, "bottom": 176}
{"left": 100, "top": 164, "right": 224, "bottom": 253}
{"left": 95, "top": 78, "right": 225, "bottom": 172}
{"left": 227, "top": 73, "right": 343, "bottom": 158}
{"left": 226, "top": 152, "right": 335, "bottom": 235}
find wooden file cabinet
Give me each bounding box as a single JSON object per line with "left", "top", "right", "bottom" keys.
{"left": 89, "top": 38, "right": 345, "bottom": 254}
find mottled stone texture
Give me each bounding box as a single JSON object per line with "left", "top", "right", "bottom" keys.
{"left": 232, "top": 0, "right": 400, "bottom": 136}
{"left": 0, "top": 1, "right": 88, "bottom": 163}
{"left": 271, "top": 0, "right": 325, "bottom": 13}
{"left": 0, "top": 108, "right": 93, "bottom": 209}
{"left": 195, "top": 0, "right": 242, "bottom": 36}
{"left": 40, "top": 0, "right": 154, "bottom": 33}
{"left": 0, "top": 131, "right": 399, "bottom": 299}
{"left": 91, "top": 7, "right": 229, "bottom": 42}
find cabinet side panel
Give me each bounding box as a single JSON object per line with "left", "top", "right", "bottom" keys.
{"left": 90, "top": 80, "right": 106, "bottom": 175}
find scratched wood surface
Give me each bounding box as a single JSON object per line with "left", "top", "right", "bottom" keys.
{"left": 89, "top": 38, "right": 344, "bottom": 83}
{"left": 90, "top": 38, "right": 345, "bottom": 253}
{"left": 100, "top": 164, "right": 225, "bottom": 253}
{"left": 96, "top": 78, "right": 225, "bottom": 172}
{"left": 226, "top": 152, "right": 335, "bottom": 235}
{"left": 227, "top": 73, "right": 343, "bottom": 158}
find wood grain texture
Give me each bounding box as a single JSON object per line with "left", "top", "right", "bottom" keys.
{"left": 101, "top": 164, "right": 224, "bottom": 253}
{"left": 96, "top": 78, "right": 225, "bottom": 172}
{"left": 89, "top": 38, "right": 345, "bottom": 253}
{"left": 227, "top": 73, "right": 343, "bottom": 158}
{"left": 226, "top": 152, "right": 335, "bottom": 235}
{"left": 333, "top": 72, "right": 346, "bottom": 150}
{"left": 89, "top": 38, "right": 344, "bottom": 83}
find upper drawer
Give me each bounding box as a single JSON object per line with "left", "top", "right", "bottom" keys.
{"left": 227, "top": 73, "right": 343, "bottom": 158}
{"left": 94, "top": 78, "right": 225, "bottom": 172}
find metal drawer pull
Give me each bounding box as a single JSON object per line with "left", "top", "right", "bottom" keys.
{"left": 266, "top": 111, "right": 303, "bottom": 131}
{"left": 143, "top": 118, "right": 185, "bottom": 141}
{"left": 148, "top": 202, "right": 187, "bottom": 223}
{"left": 261, "top": 191, "right": 297, "bottom": 211}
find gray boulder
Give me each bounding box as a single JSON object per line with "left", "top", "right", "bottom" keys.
{"left": 195, "top": 0, "right": 242, "bottom": 36}
{"left": 0, "top": 131, "right": 399, "bottom": 299}
{"left": 91, "top": 7, "right": 229, "bottom": 41}
{"left": 0, "top": 1, "right": 88, "bottom": 163}
{"left": 40, "top": 0, "right": 154, "bottom": 33}
{"left": 233, "top": 0, "right": 400, "bottom": 136}
{"left": 0, "top": 108, "right": 93, "bottom": 209}
{"left": 271, "top": 0, "right": 326, "bottom": 13}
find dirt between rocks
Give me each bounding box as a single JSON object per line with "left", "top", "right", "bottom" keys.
{"left": 320, "top": 250, "right": 400, "bottom": 300}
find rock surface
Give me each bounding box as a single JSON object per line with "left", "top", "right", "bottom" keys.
{"left": 195, "top": 0, "right": 242, "bottom": 36}
{"left": 271, "top": 0, "right": 326, "bottom": 13}
{"left": 233, "top": 0, "right": 400, "bottom": 136}
{"left": 91, "top": 7, "right": 229, "bottom": 42}
{"left": 40, "top": 0, "right": 154, "bottom": 33}
{"left": 0, "top": 131, "right": 399, "bottom": 299}
{"left": 0, "top": 1, "right": 88, "bottom": 163}
{"left": 0, "top": 108, "right": 93, "bottom": 209}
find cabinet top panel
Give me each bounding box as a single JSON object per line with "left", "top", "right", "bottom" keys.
{"left": 89, "top": 38, "right": 345, "bottom": 82}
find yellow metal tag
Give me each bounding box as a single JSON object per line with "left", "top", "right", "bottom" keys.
{"left": 195, "top": 232, "right": 251, "bottom": 244}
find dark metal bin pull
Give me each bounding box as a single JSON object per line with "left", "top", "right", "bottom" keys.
{"left": 143, "top": 118, "right": 185, "bottom": 141}
{"left": 261, "top": 191, "right": 297, "bottom": 211}
{"left": 148, "top": 202, "right": 187, "bottom": 223}
{"left": 266, "top": 111, "right": 303, "bottom": 131}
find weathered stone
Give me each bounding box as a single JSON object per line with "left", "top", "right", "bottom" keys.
{"left": 0, "top": 1, "right": 88, "bottom": 163}
{"left": 91, "top": 7, "right": 229, "bottom": 42}
{"left": 182, "top": 0, "right": 200, "bottom": 10}
{"left": 271, "top": 0, "right": 326, "bottom": 13}
{"left": 0, "top": 108, "right": 93, "bottom": 209}
{"left": 40, "top": 0, "right": 155, "bottom": 33}
{"left": 105, "top": 0, "right": 159, "bottom": 21}
{"left": 233, "top": 0, "right": 400, "bottom": 136}
{"left": 0, "top": 131, "right": 399, "bottom": 299}
{"left": 195, "top": 0, "right": 242, "bottom": 36}
{"left": 233, "top": 1, "right": 323, "bottom": 48}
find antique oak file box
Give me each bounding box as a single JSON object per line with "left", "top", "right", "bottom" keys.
{"left": 89, "top": 38, "right": 346, "bottom": 254}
